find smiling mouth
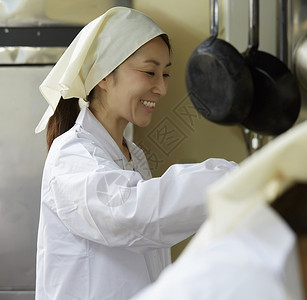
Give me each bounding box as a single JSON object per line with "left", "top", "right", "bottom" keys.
{"left": 140, "top": 100, "right": 156, "bottom": 108}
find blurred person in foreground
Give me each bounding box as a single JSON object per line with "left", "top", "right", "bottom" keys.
{"left": 132, "top": 120, "right": 307, "bottom": 300}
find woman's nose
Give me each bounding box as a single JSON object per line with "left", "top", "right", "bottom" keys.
{"left": 152, "top": 76, "right": 168, "bottom": 97}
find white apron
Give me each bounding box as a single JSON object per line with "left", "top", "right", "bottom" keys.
{"left": 35, "top": 106, "right": 237, "bottom": 300}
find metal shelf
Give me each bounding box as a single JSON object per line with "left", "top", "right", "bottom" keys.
{"left": 0, "top": 26, "right": 83, "bottom": 47}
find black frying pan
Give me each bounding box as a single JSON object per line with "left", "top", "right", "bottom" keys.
{"left": 241, "top": 0, "right": 301, "bottom": 136}
{"left": 185, "top": 0, "right": 254, "bottom": 125}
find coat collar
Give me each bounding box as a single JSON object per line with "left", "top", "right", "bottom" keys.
{"left": 76, "top": 106, "right": 124, "bottom": 160}
{"left": 75, "top": 106, "right": 151, "bottom": 178}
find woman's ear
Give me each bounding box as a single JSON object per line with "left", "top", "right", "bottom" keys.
{"left": 97, "top": 77, "right": 107, "bottom": 90}
{"left": 97, "top": 72, "right": 115, "bottom": 91}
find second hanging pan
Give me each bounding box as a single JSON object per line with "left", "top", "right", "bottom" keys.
{"left": 241, "top": 0, "right": 301, "bottom": 136}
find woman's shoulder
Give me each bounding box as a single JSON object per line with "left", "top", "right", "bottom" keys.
{"left": 50, "top": 125, "right": 92, "bottom": 153}
{"left": 47, "top": 125, "right": 111, "bottom": 168}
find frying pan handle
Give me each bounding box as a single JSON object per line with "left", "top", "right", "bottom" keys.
{"left": 277, "top": 0, "right": 288, "bottom": 64}
{"left": 248, "top": 0, "right": 259, "bottom": 50}
{"left": 210, "top": 0, "right": 219, "bottom": 38}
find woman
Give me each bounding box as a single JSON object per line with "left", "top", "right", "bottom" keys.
{"left": 35, "top": 6, "right": 237, "bottom": 300}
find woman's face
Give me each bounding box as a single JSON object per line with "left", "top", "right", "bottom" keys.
{"left": 97, "top": 36, "right": 171, "bottom": 128}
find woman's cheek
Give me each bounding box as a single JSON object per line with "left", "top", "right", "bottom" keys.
{"left": 131, "top": 74, "right": 152, "bottom": 90}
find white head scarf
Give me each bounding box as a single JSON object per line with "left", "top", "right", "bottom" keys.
{"left": 184, "top": 120, "right": 307, "bottom": 254}
{"left": 35, "top": 6, "right": 165, "bottom": 133}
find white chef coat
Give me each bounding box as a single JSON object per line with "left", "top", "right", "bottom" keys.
{"left": 35, "top": 106, "right": 237, "bottom": 300}
{"left": 131, "top": 203, "right": 305, "bottom": 300}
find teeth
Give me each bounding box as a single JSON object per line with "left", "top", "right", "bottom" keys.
{"left": 141, "top": 100, "right": 156, "bottom": 108}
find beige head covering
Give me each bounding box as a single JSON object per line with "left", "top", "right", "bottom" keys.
{"left": 184, "top": 120, "right": 307, "bottom": 253}
{"left": 35, "top": 6, "right": 165, "bottom": 133}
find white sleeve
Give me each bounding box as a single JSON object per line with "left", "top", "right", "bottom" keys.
{"left": 46, "top": 138, "right": 237, "bottom": 249}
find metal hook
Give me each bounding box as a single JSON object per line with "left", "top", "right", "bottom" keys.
{"left": 210, "top": 0, "right": 219, "bottom": 37}
{"left": 248, "top": 0, "right": 259, "bottom": 50}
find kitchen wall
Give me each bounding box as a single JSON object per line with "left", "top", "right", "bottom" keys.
{"left": 223, "top": 0, "right": 276, "bottom": 54}
{"left": 133, "top": 0, "right": 277, "bottom": 260}
{"left": 0, "top": 0, "right": 114, "bottom": 25}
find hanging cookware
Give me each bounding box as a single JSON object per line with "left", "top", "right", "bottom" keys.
{"left": 241, "top": 0, "right": 301, "bottom": 136}
{"left": 185, "top": 0, "right": 254, "bottom": 125}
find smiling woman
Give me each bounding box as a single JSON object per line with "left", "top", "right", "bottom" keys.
{"left": 45, "top": 35, "right": 171, "bottom": 152}
{"left": 34, "top": 6, "right": 237, "bottom": 300}
{"left": 89, "top": 36, "right": 171, "bottom": 144}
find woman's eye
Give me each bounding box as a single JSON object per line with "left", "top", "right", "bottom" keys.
{"left": 143, "top": 71, "right": 170, "bottom": 78}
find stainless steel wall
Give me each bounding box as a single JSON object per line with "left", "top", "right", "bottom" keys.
{"left": 0, "top": 66, "right": 51, "bottom": 299}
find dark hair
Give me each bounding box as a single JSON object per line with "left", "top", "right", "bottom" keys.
{"left": 160, "top": 34, "right": 172, "bottom": 54}
{"left": 271, "top": 183, "right": 307, "bottom": 234}
{"left": 46, "top": 97, "right": 80, "bottom": 150}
